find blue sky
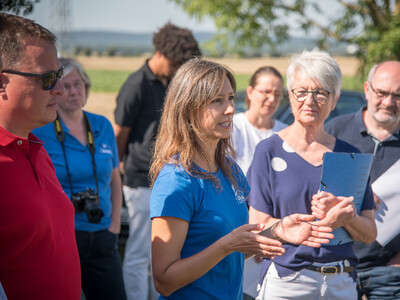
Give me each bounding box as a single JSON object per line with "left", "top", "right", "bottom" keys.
{"left": 28, "top": 0, "right": 216, "bottom": 33}
{"left": 28, "top": 0, "right": 345, "bottom": 37}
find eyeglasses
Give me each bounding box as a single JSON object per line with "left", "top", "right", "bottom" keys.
{"left": 369, "top": 83, "right": 400, "bottom": 102}
{"left": 291, "top": 88, "right": 331, "bottom": 103}
{"left": 63, "top": 80, "right": 84, "bottom": 92}
{"left": 254, "top": 88, "right": 282, "bottom": 101}
{"left": 1, "top": 66, "right": 64, "bottom": 90}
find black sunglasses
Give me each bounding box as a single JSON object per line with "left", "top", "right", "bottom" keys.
{"left": 1, "top": 66, "right": 64, "bottom": 90}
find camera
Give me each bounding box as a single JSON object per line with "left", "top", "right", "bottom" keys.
{"left": 71, "top": 188, "right": 104, "bottom": 224}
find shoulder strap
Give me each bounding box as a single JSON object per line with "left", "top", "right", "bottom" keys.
{"left": 53, "top": 112, "right": 99, "bottom": 196}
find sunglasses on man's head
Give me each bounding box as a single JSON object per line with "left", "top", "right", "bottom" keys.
{"left": 1, "top": 66, "right": 64, "bottom": 90}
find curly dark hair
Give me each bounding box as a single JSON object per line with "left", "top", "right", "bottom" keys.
{"left": 153, "top": 23, "right": 201, "bottom": 67}
{"left": 0, "top": 13, "right": 56, "bottom": 69}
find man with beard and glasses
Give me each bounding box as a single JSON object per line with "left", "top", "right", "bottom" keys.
{"left": 326, "top": 61, "right": 400, "bottom": 300}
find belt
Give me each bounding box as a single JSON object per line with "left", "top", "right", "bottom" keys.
{"left": 306, "top": 264, "right": 354, "bottom": 275}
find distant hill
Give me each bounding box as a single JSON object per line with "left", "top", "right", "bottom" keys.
{"left": 57, "top": 30, "right": 351, "bottom": 57}
{"left": 57, "top": 31, "right": 214, "bottom": 55}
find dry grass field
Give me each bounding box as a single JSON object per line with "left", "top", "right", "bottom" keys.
{"left": 80, "top": 55, "right": 359, "bottom": 124}
{"left": 78, "top": 55, "right": 359, "bottom": 75}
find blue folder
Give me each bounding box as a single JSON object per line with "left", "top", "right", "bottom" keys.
{"left": 319, "top": 152, "right": 373, "bottom": 245}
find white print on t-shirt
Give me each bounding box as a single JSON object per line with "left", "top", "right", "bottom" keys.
{"left": 99, "top": 143, "right": 113, "bottom": 155}
{"left": 231, "top": 183, "right": 246, "bottom": 205}
{"left": 270, "top": 141, "right": 294, "bottom": 172}
{"left": 271, "top": 157, "right": 287, "bottom": 172}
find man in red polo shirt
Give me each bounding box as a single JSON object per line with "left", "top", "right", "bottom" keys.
{"left": 0, "top": 13, "right": 81, "bottom": 299}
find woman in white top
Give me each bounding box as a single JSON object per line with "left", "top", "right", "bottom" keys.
{"left": 232, "top": 66, "right": 287, "bottom": 175}
{"left": 231, "top": 66, "right": 287, "bottom": 299}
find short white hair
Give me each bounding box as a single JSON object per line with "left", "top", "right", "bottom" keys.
{"left": 286, "top": 48, "right": 342, "bottom": 97}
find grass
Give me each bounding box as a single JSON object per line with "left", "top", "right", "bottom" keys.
{"left": 341, "top": 76, "right": 365, "bottom": 91}
{"left": 86, "top": 70, "right": 131, "bottom": 93}
{"left": 87, "top": 69, "right": 365, "bottom": 94}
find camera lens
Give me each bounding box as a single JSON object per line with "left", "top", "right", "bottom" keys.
{"left": 85, "top": 201, "right": 104, "bottom": 224}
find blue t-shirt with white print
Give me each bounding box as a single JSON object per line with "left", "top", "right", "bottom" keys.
{"left": 150, "top": 161, "right": 249, "bottom": 300}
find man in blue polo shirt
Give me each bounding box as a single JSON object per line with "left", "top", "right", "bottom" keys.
{"left": 325, "top": 60, "right": 400, "bottom": 300}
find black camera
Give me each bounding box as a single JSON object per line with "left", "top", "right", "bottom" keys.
{"left": 71, "top": 188, "right": 104, "bottom": 224}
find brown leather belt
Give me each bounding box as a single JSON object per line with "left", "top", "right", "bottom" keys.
{"left": 306, "top": 264, "right": 354, "bottom": 274}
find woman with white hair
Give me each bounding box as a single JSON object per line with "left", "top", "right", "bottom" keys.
{"left": 247, "top": 49, "right": 377, "bottom": 299}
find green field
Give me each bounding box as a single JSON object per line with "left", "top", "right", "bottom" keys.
{"left": 86, "top": 70, "right": 131, "bottom": 93}
{"left": 87, "top": 69, "right": 365, "bottom": 94}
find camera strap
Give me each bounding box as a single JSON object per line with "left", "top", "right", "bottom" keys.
{"left": 53, "top": 112, "right": 100, "bottom": 197}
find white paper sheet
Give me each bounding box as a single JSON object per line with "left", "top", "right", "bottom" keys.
{"left": 372, "top": 158, "right": 400, "bottom": 246}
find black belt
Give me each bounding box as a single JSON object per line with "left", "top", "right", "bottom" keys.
{"left": 306, "top": 264, "right": 354, "bottom": 275}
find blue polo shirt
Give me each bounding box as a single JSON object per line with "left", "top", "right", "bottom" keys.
{"left": 33, "top": 111, "right": 119, "bottom": 232}
{"left": 326, "top": 107, "right": 400, "bottom": 271}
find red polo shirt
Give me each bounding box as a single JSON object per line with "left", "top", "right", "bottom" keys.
{"left": 0, "top": 126, "right": 81, "bottom": 299}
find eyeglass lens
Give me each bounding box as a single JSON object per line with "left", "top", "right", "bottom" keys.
{"left": 371, "top": 84, "right": 400, "bottom": 101}
{"left": 292, "top": 89, "right": 329, "bottom": 103}
{"left": 43, "top": 68, "right": 64, "bottom": 90}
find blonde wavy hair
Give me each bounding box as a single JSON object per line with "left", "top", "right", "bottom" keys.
{"left": 150, "top": 58, "right": 241, "bottom": 189}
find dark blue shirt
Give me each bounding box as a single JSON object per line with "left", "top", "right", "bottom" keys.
{"left": 247, "top": 134, "right": 374, "bottom": 280}
{"left": 326, "top": 107, "right": 400, "bottom": 271}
